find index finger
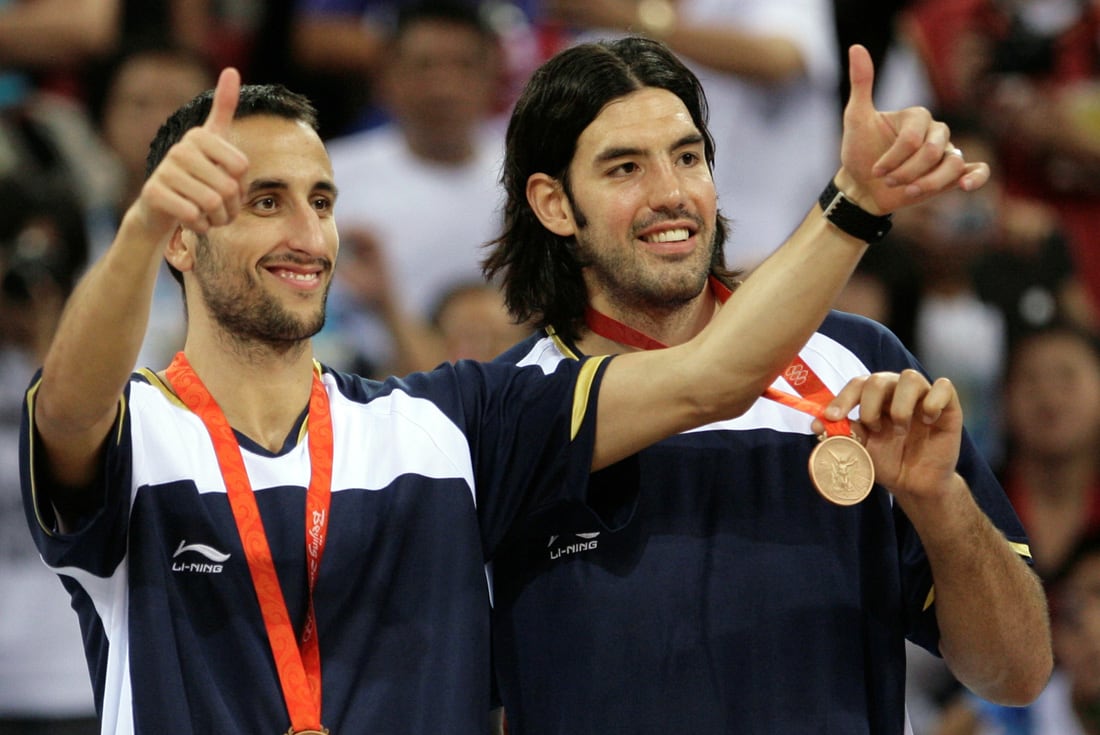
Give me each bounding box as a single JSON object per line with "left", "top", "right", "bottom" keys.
{"left": 203, "top": 67, "right": 241, "bottom": 136}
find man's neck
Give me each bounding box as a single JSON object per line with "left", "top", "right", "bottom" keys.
{"left": 165, "top": 336, "right": 317, "bottom": 453}
{"left": 576, "top": 286, "right": 720, "bottom": 355}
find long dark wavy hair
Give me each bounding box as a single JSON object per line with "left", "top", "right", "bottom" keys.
{"left": 483, "top": 36, "right": 736, "bottom": 343}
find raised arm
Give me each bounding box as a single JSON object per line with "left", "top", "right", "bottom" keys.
{"left": 32, "top": 68, "right": 248, "bottom": 494}
{"left": 544, "top": 0, "right": 813, "bottom": 84}
{"left": 591, "top": 45, "right": 989, "bottom": 469}
{"left": 822, "top": 371, "right": 1053, "bottom": 705}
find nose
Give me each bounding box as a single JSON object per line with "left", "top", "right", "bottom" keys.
{"left": 647, "top": 160, "right": 685, "bottom": 212}
{"left": 287, "top": 200, "right": 330, "bottom": 256}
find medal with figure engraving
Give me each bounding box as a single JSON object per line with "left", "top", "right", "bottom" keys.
{"left": 584, "top": 278, "right": 877, "bottom": 506}
{"left": 808, "top": 433, "right": 875, "bottom": 506}
{"left": 763, "top": 356, "right": 878, "bottom": 507}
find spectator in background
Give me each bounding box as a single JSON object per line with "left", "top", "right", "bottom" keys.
{"left": 82, "top": 38, "right": 214, "bottom": 368}
{"left": 314, "top": 227, "right": 449, "bottom": 376}
{"left": 431, "top": 280, "right": 531, "bottom": 362}
{"left": 541, "top": 0, "right": 840, "bottom": 271}
{"left": 0, "top": 1, "right": 121, "bottom": 218}
{"left": 904, "top": 0, "right": 1100, "bottom": 325}
{"left": 0, "top": 175, "right": 95, "bottom": 735}
{"left": 289, "top": 0, "right": 542, "bottom": 138}
{"left": 998, "top": 324, "right": 1100, "bottom": 582}
{"left": 320, "top": 0, "right": 508, "bottom": 375}
{"left": 84, "top": 39, "right": 215, "bottom": 228}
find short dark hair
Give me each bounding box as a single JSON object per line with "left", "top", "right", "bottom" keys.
{"left": 393, "top": 0, "right": 495, "bottom": 42}
{"left": 146, "top": 82, "right": 320, "bottom": 285}
{"left": 482, "top": 36, "right": 734, "bottom": 342}
{"left": 146, "top": 82, "right": 319, "bottom": 179}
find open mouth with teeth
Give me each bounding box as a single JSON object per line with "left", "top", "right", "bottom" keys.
{"left": 266, "top": 265, "right": 324, "bottom": 288}
{"left": 641, "top": 227, "right": 691, "bottom": 243}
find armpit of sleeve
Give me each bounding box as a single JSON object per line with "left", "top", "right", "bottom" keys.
{"left": 570, "top": 355, "right": 610, "bottom": 441}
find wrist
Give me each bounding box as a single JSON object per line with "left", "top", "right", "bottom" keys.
{"left": 818, "top": 176, "right": 892, "bottom": 243}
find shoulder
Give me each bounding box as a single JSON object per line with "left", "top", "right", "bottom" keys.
{"left": 493, "top": 330, "right": 573, "bottom": 372}
{"left": 817, "top": 310, "right": 916, "bottom": 366}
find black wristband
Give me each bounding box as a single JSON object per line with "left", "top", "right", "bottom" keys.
{"left": 818, "top": 179, "right": 893, "bottom": 243}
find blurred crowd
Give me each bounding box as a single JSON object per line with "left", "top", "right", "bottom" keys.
{"left": 1, "top": 0, "right": 1099, "bottom": 733}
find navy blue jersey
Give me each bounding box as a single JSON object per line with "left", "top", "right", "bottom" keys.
{"left": 491, "top": 311, "right": 1030, "bottom": 735}
{"left": 21, "top": 357, "right": 609, "bottom": 734}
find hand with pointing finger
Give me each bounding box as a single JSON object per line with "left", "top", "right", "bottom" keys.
{"left": 135, "top": 67, "right": 250, "bottom": 241}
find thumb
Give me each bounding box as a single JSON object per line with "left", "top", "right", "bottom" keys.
{"left": 845, "top": 44, "right": 876, "bottom": 117}
{"left": 203, "top": 67, "right": 241, "bottom": 136}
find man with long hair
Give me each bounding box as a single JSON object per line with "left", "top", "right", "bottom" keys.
{"left": 485, "top": 36, "right": 1050, "bottom": 734}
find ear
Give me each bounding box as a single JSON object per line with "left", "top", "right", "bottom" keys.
{"left": 164, "top": 227, "right": 195, "bottom": 275}
{"left": 526, "top": 173, "right": 576, "bottom": 237}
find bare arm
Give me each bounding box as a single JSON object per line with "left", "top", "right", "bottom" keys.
{"left": 590, "top": 44, "right": 989, "bottom": 469}
{"left": 825, "top": 371, "right": 1053, "bottom": 705}
{"left": 544, "top": 0, "right": 808, "bottom": 83}
{"left": 0, "top": 0, "right": 119, "bottom": 66}
{"left": 33, "top": 68, "right": 248, "bottom": 493}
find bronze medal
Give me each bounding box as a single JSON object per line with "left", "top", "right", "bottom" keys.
{"left": 808, "top": 434, "right": 875, "bottom": 506}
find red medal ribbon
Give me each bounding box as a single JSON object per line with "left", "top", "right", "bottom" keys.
{"left": 166, "top": 352, "right": 332, "bottom": 732}
{"left": 583, "top": 276, "right": 850, "bottom": 436}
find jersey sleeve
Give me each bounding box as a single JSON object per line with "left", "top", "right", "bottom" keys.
{"left": 21, "top": 370, "right": 137, "bottom": 577}
{"left": 826, "top": 313, "right": 1031, "bottom": 653}
{"left": 403, "top": 355, "right": 613, "bottom": 558}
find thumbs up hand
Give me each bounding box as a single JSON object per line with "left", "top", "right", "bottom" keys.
{"left": 135, "top": 67, "right": 251, "bottom": 240}
{"left": 836, "top": 45, "right": 989, "bottom": 215}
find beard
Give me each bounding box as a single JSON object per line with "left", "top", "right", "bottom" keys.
{"left": 572, "top": 204, "right": 717, "bottom": 314}
{"left": 192, "top": 234, "right": 329, "bottom": 350}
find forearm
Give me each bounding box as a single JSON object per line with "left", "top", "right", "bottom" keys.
{"left": 35, "top": 208, "right": 167, "bottom": 482}
{"left": 660, "top": 27, "right": 805, "bottom": 84}
{"left": 0, "top": 0, "right": 118, "bottom": 66}
{"left": 904, "top": 476, "right": 1052, "bottom": 705}
{"left": 594, "top": 194, "right": 869, "bottom": 469}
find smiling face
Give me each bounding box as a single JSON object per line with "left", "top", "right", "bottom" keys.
{"left": 179, "top": 115, "right": 339, "bottom": 350}
{"left": 558, "top": 87, "right": 718, "bottom": 316}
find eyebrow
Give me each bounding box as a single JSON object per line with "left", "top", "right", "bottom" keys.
{"left": 246, "top": 179, "right": 339, "bottom": 198}
{"left": 594, "top": 133, "right": 705, "bottom": 164}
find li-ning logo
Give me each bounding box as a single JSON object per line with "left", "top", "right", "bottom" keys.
{"left": 547, "top": 531, "right": 600, "bottom": 560}
{"left": 171, "top": 540, "right": 230, "bottom": 574}
{"left": 784, "top": 363, "right": 809, "bottom": 386}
